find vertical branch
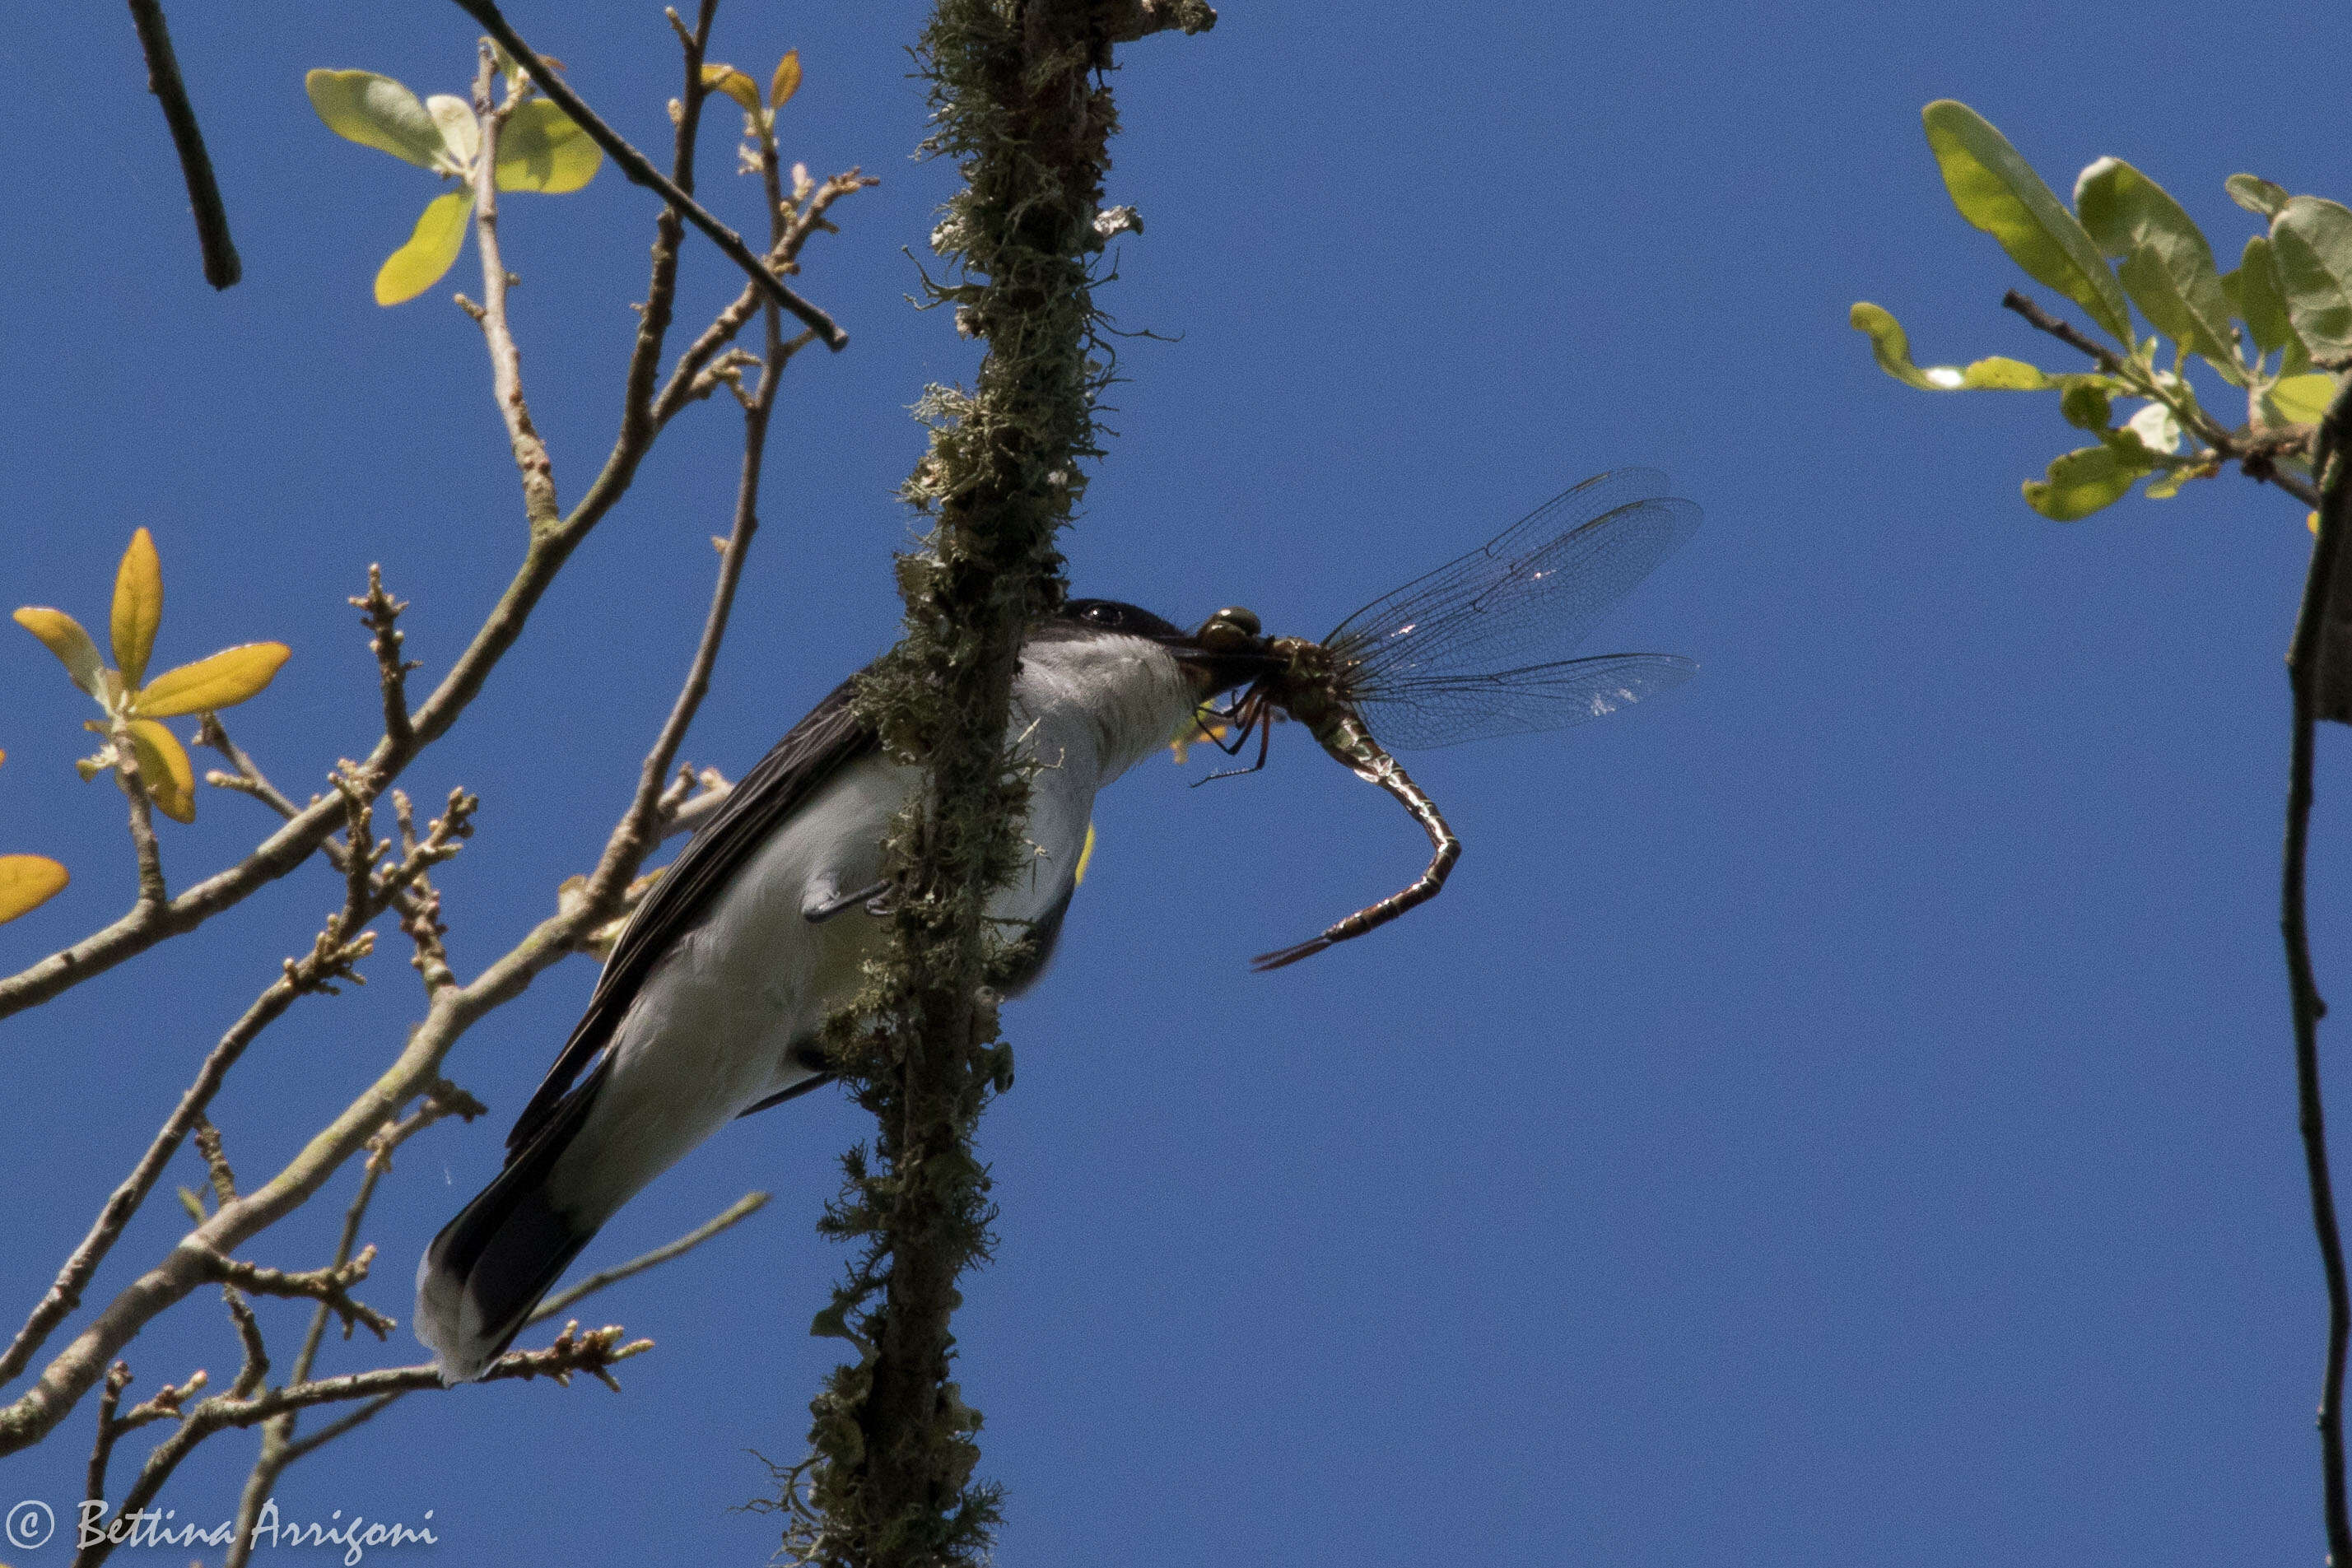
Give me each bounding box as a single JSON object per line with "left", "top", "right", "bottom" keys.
{"left": 123, "top": 0, "right": 240, "bottom": 289}
{"left": 786, "top": 3, "right": 1209, "bottom": 1563}
{"left": 466, "top": 47, "right": 561, "bottom": 531}
{"left": 2286, "top": 367, "right": 2352, "bottom": 1568}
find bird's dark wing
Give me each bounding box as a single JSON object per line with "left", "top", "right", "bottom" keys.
{"left": 504, "top": 672, "right": 878, "bottom": 1158}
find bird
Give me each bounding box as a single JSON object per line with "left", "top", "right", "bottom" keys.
{"left": 415, "top": 598, "right": 1271, "bottom": 1382}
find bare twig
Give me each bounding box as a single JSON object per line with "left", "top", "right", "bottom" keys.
{"left": 226, "top": 1086, "right": 480, "bottom": 1566}
{"left": 350, "top": 566, "right": 415, "bottom": 748}
{"left": 189, "top": 1115, "right": 236, "bottom": 1207}
{"left": 2000, "top": 289, "right": 2125, "bottom": 375}
{"left": 82, "top": 1362, "right": 132, "bottom": 1513}
{"left": 0, "top": 918, "right": 380, "bottom": 1398}
{"left": 123, "top": 0, "right": 240, "bottom": 289}
{"left": 196, "top": 714, "right": 301, "bottom": 817}
{"left": 221, "top": 1186, "right": 765, "bottom": 1561}
{"left": 192, "top": 1247, "right": 394, "bottom": 1341}
{"left": 650, "top": 169, "right": 875, "bottom": 430}
{"left": 579, "top": 141, "right": 790, "bottom": 919}
{"left": 448, "top": 0, "right": 848, "bottom": 350}
{"left": 2285, "top": 368, "right": 2352, "bottom": 1568}
{"left": 76, "top": 1328, "right": 646, "bottom": 1567}
{"left": 533, "top": 1190, "right": 769, "bottom": 1324}
{"left": 468, "top": 48, "right": 561, "bottom": 531}
{"left": 221, "top": 1291, "right": 268, "bottom": 1401}
{"left": 114, "top": 747, "right": 168, "bottom": 911}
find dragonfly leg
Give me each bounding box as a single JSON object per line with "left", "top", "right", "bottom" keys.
{"left": 1195, "top": 692, "right": 1276, "bottom": 786}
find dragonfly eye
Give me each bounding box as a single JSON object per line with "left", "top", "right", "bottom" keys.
{"left": 1196, "top": 606, "right": 1262, "bottom": 652}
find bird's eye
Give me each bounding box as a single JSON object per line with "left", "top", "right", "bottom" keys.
{"left": 1082, "top": 603, "right": 1120, "bottom": 626}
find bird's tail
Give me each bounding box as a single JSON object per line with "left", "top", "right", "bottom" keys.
{"left": 414, "top": 1057, "right": 611, "bottom": 1384}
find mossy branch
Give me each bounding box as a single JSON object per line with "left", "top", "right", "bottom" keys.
{"left": 778, "top": 3, "right": 1210, "bottom": 1563}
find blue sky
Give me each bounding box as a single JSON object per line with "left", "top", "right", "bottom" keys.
{"left": 1, "top": 1, "right": 2343, "bottom": 1563}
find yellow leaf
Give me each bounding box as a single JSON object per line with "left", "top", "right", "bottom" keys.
{"left": 701, "top": 63, "right": 763, "bottom": 116}
{"left": 771, "top": 51, "right": 802, "bottom": 109}
{"left": 0, "top": 854, "right": 68, "bottom": 924}
{"left": 375, "top": 189, "right": 474, "bottom": 307}
{"left": 111, "top": 528, "right": 163, "bottom": 691}
{"left": 13, "top": 607, "right": 109, "bottom": 701}
{"left": 1074, "top": 821, "right": 1097, "bottom": 886}
{"left": 126, "top": 720, "right": 195, "bottom": 823}
{"left": 133, "top": 642, "right": 289, "bottom": 718}
{"left": 495, "top": 100, "right": 601, "bottom": 194}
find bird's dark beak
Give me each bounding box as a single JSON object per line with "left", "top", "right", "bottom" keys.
{"left": 1167, "top": 605, "right": 1278, "bottom": 699}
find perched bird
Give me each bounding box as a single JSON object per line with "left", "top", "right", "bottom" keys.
{"left": 416, "top": 599, "right": 1269, "bottom": 1382}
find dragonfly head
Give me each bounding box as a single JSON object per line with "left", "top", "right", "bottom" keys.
{"left": 1195, "top": 606, "right": 1262, "bottom": 652}
{"left": 1176, "top": 605, "right": 1278, "bottom": 698}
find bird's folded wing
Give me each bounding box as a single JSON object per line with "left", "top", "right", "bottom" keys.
{"left": 504, "top": 671, "right": 879, "bottom": 1158}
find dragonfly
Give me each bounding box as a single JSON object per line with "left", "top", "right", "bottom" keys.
{"left": 1189, "top": 468, "right": 1702, "bottom": 971}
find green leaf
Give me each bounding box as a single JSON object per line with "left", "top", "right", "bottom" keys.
{"left": 2273, "top": 196, "right": 2352, "bottom": 357}
{"left": 374, "top": 189, "right": 473, "bottom": 307}
{"left": 1849, "top": 302, "right": 2061, "bottom": 391}
{"left": 2227, "top": 174, "right": 2290, "bottom": 219}
{"left": 426, "top": 94, "right": 479, "bottom": 170}
{"left": 305, "top": 70, "right": 448, "bottom": 170}
{"left": 2060, "top": 382, "right": 2112, "bottom": 430}
{"left": 1851, "top": 302, "right": 1937, "bottom": 389}
{"left": 495, "top": 100, "right": 601, "bottom": 194}
{"left": 2143, "top": 466, "right": 2197, "bottom": 500}
{"left": 2267, "top": 372, "right": 2339, "bottom": 426}
{"left": 1921, "top": 100, "right": 2131, "bottom": 343}
{"left": 2075, "top": 156, "right": 2243, "bottom": 382}
{"left": 1954, "top": 357, "right": 2056, "bottom": 389}
{"left": 2238, "top": 235, "right": 2294, "bottom": 356}
{"left": 2022, "top": 444, "right": 2153, "bottom": 520}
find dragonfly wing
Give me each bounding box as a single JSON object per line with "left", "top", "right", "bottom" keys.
{"left": 1353, "top": 653, "right": 1697, "bottom": 751}
{"left": 1329, "top": 472, "right": 1699, "bottom": 685}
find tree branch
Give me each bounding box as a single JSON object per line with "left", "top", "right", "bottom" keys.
{"left": 123, "top": 0, "right": 240, "bottom": 289}
{"left": 0, "top": 53, "right": 769, "bottom": 1021}
{"left": 448, "top": 0, "right": 848, "bottom": 350}
{"left": 74, "top": 1326, "right": 649, "bottom": 1567}
{"left": 533, "top": 1189, "right": 769, "bottom": 1325}
{"left": 2284, "top": 366, "right": 2352, "bottom": 1568}
{"left": 2000, "top": 288, "right": 2322, "bottom": 507}
{"left": 785, "top": 1, "right": 1203, "bottom": 1558}
{"left": 465, "top": 49, "right": 561, "bottom": 531}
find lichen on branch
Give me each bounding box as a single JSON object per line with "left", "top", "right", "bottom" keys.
{"left": 780, "top": 2, "right": 1209, "bottom": 1563}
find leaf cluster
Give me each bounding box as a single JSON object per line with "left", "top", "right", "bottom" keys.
{"left": 305, "top": 52, "right": 601, "bottom": 305}
{"left": 1854, "top": 100, "right": 2344, "bottom": 519}
{"left": 12, "top": 529, "right": 287, "bottom": 826}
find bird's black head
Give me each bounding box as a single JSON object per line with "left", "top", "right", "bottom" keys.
{"left": 1041, "top": 598, "right": 1275, "bottom": 698}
